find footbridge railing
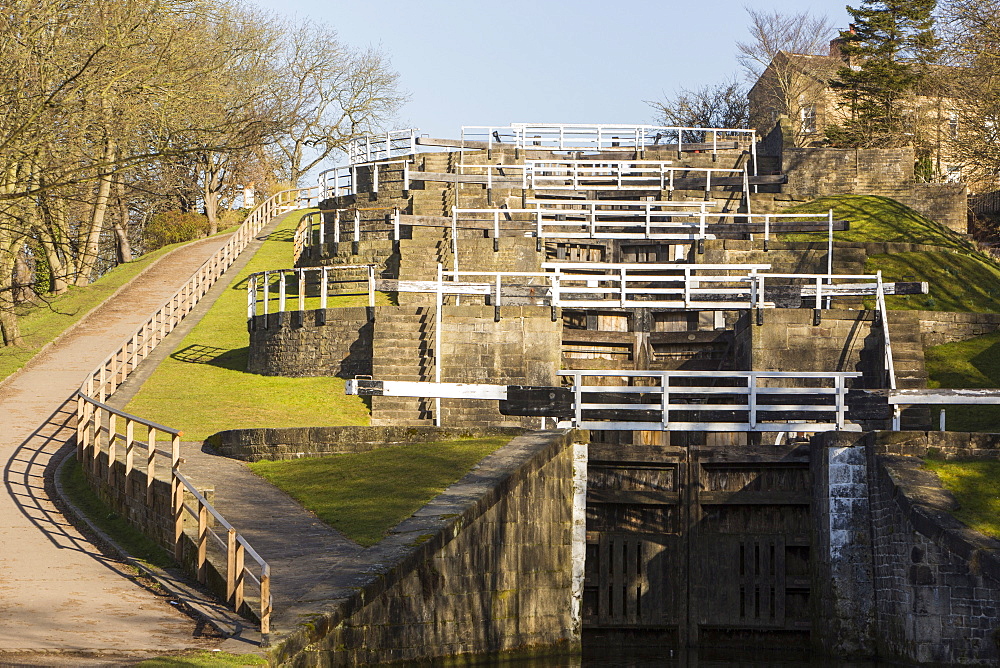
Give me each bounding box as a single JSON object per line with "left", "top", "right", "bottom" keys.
{"left": 460, "top": 124, "right": 757, "bottom": 170}
{"left": 245, "top": 262, "right": 927, "bottom": 319}
{"left": 73, "top": 185, "right": 313, "bottom": 638}
{"left": 446, "top": 161, "right": 760, "bottom": 196}
{"left": 318, "top": 159, "right": 411, "bottom": 199}
{"left": 346, "top": 129, "right": 419, "bottom": 164}
{"left": 345, "top": 370, "right": 862, "bottom": 433}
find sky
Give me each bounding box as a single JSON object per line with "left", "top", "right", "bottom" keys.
{"left": 251, "top": 0, "right": 854, "bottom": 142}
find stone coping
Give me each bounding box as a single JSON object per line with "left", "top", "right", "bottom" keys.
{"left": 267, "top": 428, "right": 584, "bottom": 663}
{"left": 876, "top": 453, "right": 1000, "bottom": 585}
{"left": 873, "top": 430, "right": 1000, "bottom": 460}
{"left": 206, "top": 425, "right": 527, "bottom": 462}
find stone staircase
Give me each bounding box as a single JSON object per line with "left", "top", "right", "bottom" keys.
{"left": 847, "top": 310, "right": 930, "bottom": 429}
{"left": 396, "top": 226, "right": 453, "bottom": 305}
{"left": 370, "top": 306, "right": 437, "bottom": 426}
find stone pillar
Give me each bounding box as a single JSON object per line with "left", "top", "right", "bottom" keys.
{"left": 812, "top": 432, "right": 875, "bottom": 656}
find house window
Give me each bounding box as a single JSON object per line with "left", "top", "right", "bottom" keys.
{"left": 948, "top": 112, "right": 959, "bottom": 139}
{"left": 800, "top": 104, "right": 817, "bottom": 134}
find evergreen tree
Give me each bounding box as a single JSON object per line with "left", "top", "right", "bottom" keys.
{"left": 827, "top": 0, "right": 938, "bottom": 147}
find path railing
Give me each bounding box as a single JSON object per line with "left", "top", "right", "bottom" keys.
{"left": 347, "top": 129, "right": 419, "bottom": 164}
{"left": 292, "top": 207, "right": 400, "bottom": 261}
{"left": 558, "top": 370, "right": 862, "bottom": 432}
{"left": 73, "top": 185, "right": 312, "bottom": 638}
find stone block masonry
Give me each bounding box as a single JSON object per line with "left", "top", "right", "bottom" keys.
{"left": 268, "top": 429, "right": 588, "bottom": 666}
{"left": 811, "top": 431, "right": 1000, "bottom": 665}
{"left": 247, "top": 307, "right": 372, "bottom": 378}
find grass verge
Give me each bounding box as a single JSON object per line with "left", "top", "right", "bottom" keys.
{"left": 134, "top": 650, "right": 267, "bottom": 667}
{"left": 248, "top": 436, "right": 511, "bottom": 547}
{"left": 924, "top": 331, "right": 1000, "bottom": 432}
{"left": 59, "top": 456, "right": 173, "bottom": 569}
{"left": 866, "top": 251, "right": 1000, "bottom": 313}
{"left": 124, "top": 211, "right": 378, "bottom": 440}
{"left": 778, "top": 194, "right": 976, "bottom": 250}
{"left": 924, "top": 458, "right": 1000, "bottom": 538}
{"left": 0, "top": 240, "right": 193, "bottom": 383}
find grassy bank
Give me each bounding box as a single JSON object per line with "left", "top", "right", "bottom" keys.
{"left": 780, "top": 195, "right": 1000, "bottom": 314}
{"left": 0, "top": 241, "right": 189, "bottom": 383}
{"left": 779, "top": 195, "right": 975, "bottom": 250}
{"left": 124, "top": 211, "right": 375, "bottom": 440}
{"left": 248, "top": 436, "right": 511, "bottom": 546}
{"left": 924, "top": 458, "right": 1000, "bottom": 538}
{"left": 924, "top": 331, "right": 1000, "bottom": 432}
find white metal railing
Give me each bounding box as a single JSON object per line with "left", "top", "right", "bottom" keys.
{"left": 455, "top": 161, "right": 751, "bottom": 196}
{"left": 247, "top": 265, "right": 377, "bottom": 318}
{"left": 347, "top": 129, "right": 419, "bottom": 164}
{"left": 558, "top": 370, "right": 862, "bottom": 432}
{"left": 318, "top": 160, "right": 411, "bottom": 199}
{"left": 246, "top": 262, "right": 910, "bottom": 318}
{"left": 73, "top": 186, "right": 310, "bottom": 637}
{"left": 293, "top": 207, "right": 400, "bottom": 261}
{"left": 452, "top": 201, "right": 714, "bottom": 243}
{"left": 460, "top": 124, "right": 757, "bottom": 170}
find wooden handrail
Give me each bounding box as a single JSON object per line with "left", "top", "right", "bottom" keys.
{"left": 73, "top": 186, "right": 311, "bottom": 639}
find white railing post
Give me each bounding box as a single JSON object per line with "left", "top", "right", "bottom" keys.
{"left": 320, "top": 267, "right": 328, "bottom": 310}
{"left": 368, "top": 265, "right": 376, "bottom": 308}
{"left": 394, "top": 209, "right": 400, "bottom": 241}
{"left": 278, "top": 271, "right": 286, "bottom": 313}
{"left": 297, "top": 269, "right": 305, "bottom": 312}
{"left": 354, "top": 210, "right": 360, "bottom": 241}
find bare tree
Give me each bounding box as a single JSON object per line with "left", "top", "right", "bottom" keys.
{"left": 647, "top": 79, "right": 750, "bottom": 140}
{"left": 274, "top": 20, "right": 406, "bottom": 186}
{"left": 738, "top": 8, "right": 837, "bottom": 145}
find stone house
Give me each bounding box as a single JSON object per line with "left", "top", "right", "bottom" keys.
{"left": 749, "top": 40, "right": 963, "bottom": 183}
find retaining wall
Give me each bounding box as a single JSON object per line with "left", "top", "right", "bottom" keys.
{"left": 269, "top": 429, "right": 587, "bottom": 666}
{"left": 813, "top": 431, "right": 1000, "bottom": 664}
{"left": 247, "top": 307, "right": 372, "bottom": 378}
{"left": 206, "top": 425, "right": 526, "bottom": 461}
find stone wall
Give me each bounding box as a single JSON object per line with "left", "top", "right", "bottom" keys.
{"left": 909, "top": 310, "right": 1000, "bottom": 348}
{"left": 756, "top": 133, "right": 969, "bottom": 232}
{"left": 269, "top": 429, "right": 588, "bottom": 666}
{"left": 206, "top": 425, "right": 526, "bottom": 461}
{"left": 812, "top": 431, "right": 1000, "bottom": 665}
{"left": 437, "top": 305, "right": 562, "bottom": 428}
{"left": 247, "top": 307, "right": 372, "bottom": 378}
{"left": 735, "top": 308, "right": 878, "bottom": 378}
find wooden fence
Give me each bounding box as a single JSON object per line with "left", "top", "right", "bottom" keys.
{"left": 74, "top": 186, "right": 314, "bottom": 638}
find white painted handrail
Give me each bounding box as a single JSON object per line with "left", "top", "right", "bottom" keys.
{"left": 558, "top": 369, "right": 861, "bottom": 432}
{"left": 318, "top": 160, "right": 410, "bottom": 199}
{"left": 346, "top": 129, "right": 419, "bottom": 164}
{"left": 247, "top": 265, "right": 377, "bottom": 318}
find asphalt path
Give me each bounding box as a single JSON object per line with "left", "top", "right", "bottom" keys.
{"left": 0, "top": 235, "right": 236, "bottom": 664}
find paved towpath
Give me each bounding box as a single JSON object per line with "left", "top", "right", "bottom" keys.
{"left": 0, "top": 235, "right": 240, "bottom": 664}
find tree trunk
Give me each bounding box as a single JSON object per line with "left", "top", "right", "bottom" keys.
{"left": 75, "top": 138, "right": 117, "bottom": 285}
{"left": 114, "top": 177, "right": 133, "bottom": 263}
{"left": 0, "top": 250, "right": 23, "bottom": 346}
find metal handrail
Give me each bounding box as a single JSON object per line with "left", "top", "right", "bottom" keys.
{"left": 557, "top": 369, "right": 861, "bottom": 432}
{"left": 346, "top": 129, "right": 419, "bottom": 164}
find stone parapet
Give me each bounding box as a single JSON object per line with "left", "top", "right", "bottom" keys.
{"left": 268, "top": 429, "right": 587, "bottom": 666}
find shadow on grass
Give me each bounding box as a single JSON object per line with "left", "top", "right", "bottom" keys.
{"left": 170, "top": 344, "right": 249, "bottom": 371}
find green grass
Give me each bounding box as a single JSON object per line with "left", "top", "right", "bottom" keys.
{"left": 248, "top": 437, "right": 511, "bottom": 547}
{"left": 60, "top": 457, "right": 174, "bottom": 569}
{"left": 134, "top": 650, "right": 267, "bottom": 667}
{"left": 924, "top": 331, "right": 1000, "bottom": 432}
{"left": 778, "top": 195, "right": 976, "bottom": 250}
{"left": 0, "top": 241, "right": 192, "bottom": 383}
{"left": 866, "top": 251, "right": 1000, "bottom": 312}
{"left": 924, "top": 458, "right": 1000, "bottom": 538}
{"left": 124, "top": 211, "right": 375, "bottom": 441}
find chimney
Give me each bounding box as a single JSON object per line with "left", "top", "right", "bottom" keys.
{"left": 829, "top": 25, "right": 856, "bottom": 60}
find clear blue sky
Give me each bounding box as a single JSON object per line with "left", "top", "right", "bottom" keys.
{"left": 252, "top": 0, "right": 853, "bottom": 139}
